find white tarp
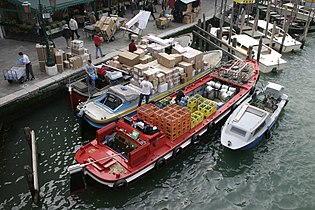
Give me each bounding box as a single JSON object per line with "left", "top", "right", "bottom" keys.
{"left": 125, "top": 10, "right": 151, "bottom": 30}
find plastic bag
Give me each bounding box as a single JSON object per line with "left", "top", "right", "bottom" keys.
{"left": 90, "top": 73, "right": 98, "bottom": 80}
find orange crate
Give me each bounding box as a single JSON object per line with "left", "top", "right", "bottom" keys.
{"left": 163, "top": 106, "right": 174, "bottom": 113}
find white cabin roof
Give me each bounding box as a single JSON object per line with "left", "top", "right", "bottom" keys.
{"left": 231, "top": 34, "right": 259, "bottom": 47}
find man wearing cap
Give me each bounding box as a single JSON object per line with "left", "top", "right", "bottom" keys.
{"left": 62, "top": 24, "right": 72, "bottom": 49}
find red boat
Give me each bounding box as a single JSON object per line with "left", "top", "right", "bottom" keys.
{"left": 68, "top": 59, "right": 259, "bottom": 190}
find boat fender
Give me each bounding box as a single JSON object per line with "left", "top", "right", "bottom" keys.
{"left": 155, "top": 157, "right": 166, "bottom": 170}
{"left": 77, "top": 108, "right": 85, "bottom": 118}
{"left": 173, "top": 146, "right": 182, "bottom": 158}
{"left": 231, "top": 103, "right": 238, "bottom": 112}
{"left": 265, "top": 130, "right": 272, "bottom": 139}
{"left": 249, "top": 86, "right": 255, "bottom": 95}
{"left": 207, "top": 122, "right": 215, "bottom": 134}
{"left": 113, "top": 179, "right": 128, "bottom": 190}
{"left": 191, "top": 135, "right": 200, "bottom": 145}
{"left": 284, "top": 99, "right": 289, "bottom": 107}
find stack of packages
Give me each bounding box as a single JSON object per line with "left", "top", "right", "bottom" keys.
{"left": 94, "top": 16, "right": 119, "bottom": 38}
{"left": 64, "top": 40, "right": 91, "bottom": 70}
{"left": 104, "top": 35, "right": 205, "bottom": 95}
{"left": 183, "top": 4, "right": 200, "bottom": 24}
{"left": 156, "top": 14, "right": 174, "bottom": 28}
{"left": 136, "top": 104, "right": 191, "bottom": 141}
{"left": 35, "top": 43, "right": 56, "bottom": 72}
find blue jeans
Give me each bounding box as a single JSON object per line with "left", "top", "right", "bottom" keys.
{"left": 138, "top": 93, "right": 150, "bottom": 107}
{"left": 95, "top": 45, "right": 103, "bottom": 58}
{"left": 86, "top": 75, "right": 95, "bottom": 90}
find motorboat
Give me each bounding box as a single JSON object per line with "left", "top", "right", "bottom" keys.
{"left": 249, "top": 19, "right": 302, "bottom": 52}
{"left": 221, "top": 82, "right": 288, "bottom": 150}
{"left": 77, "top": 50, "right": 223, "bottom": 128}
{"left": 210, "top": 28, "right": 286, "bottom": 73}
{"left": 68, "top": 59, "right": 259, "bottom": 190}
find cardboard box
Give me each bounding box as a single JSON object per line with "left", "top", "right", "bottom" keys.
{"left": 183, "top": 15, "right": 191, "bottom": 24}
{"left": 118, "top": 51, "right": 139, "bottom": 66}
{"left": 152, "top": 78, "right": 159, "bottom": 87}
{"left": 186, "top": 3, "right": 192, "bottom": 12}
{"left": 180, "top": 72, "right": 186, "bottom": 79}
{"left": 36, "top": 44, "right": 46, "bottom": 61}
{"left": 57, "top": 64, "right": 64, "bottom": 72}
{"left": 139, "top": 54, "right": 152, "bottom": 64}
{"left": 71, "top": 47, "right": 85, "bottom": 55}
{"left": 182, "top": 51, "right": 196, "bottom": 64}
{"left": 178, "top": 61, "right": 193, "bottom": 73}
{"left": 133, "top": 64, "right": 149, "bottom": 76}
{"left": 133, "top": 49, "right": 145, "bottom": 58}
{"left": 180, "top": 77, "right": 188, "bottom": 83}
{"left": 69, "top": 56, "right": 83, "bottom": 69}
{"left": 63, "top": 60, "right": 70, "bottom": 69}
{"left": 172, "top": 44, "right": 187, "bottom": 54}
{"left": 157, "top": 73, "right": 166, "bottom": 83}
{"left": 71, "top": 40, "right": 84, "bottom": 49}
{"left": 157, "top": 53, "right": 176, "bottom": 68}
{"left": 170, "top": 54, "right": 182, "bottom": 64}
{"left": 158, "top": 82, "right": 168, "bottom": 93}
{"left": 39, "top": 61, "right": 46, "bottom": 72}
{"left": 194, "top": 60, "right": 204, "bottom": 70}
{"left": 101, "top": 24, "right": 112, "bottom": 37}
{"left": 108, "top": 60, "right": 122, "bottom": 69}
{"left": 140, "top": 38, "right": 149, "bottom": 45}
{"left": 184, "top": 47, "right": 203, "bottom": 63}
{"left": 55, "top": 51, "right": 64, "bottom": 65}
{"left": 143, "top": 69, "right": 157, "bottom": 81}
{"left": 66, "top": 52, "right": 74, "bottom": 60}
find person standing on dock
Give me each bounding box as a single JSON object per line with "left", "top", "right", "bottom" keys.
{"left": 129, "top": 39, "right": 137, "bottom": 53}
{"left": 138, "top": 76, "right": 153, "bottom": 107}
{"left": 62, "top": 24, "right": 72, "bottom": 49}
{"left": 19, "top": 52, "right": 35, "bottom": 81}
{"left": 69, "top": 18, "right": 80, "bottom": 40}
{"left": 85, "top": 60, "right": 97, "bottom": 91}
{"left": 94, "top": 32, "right": 105, "bottom": 59}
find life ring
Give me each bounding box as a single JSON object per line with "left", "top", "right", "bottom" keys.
{"left": 173, "top": 146, "right": 182, "bottom": 158}
{"left": 191, "top": 135, "right": 200, "bottom": 145}
{"left": 155, "top": 157, "right": 166, "bottom": 170}
{"left": 113, "top": 179, "right": 128, "bottom": 190}
{"left": 265, "top": 130, "right": 272, "bottom": 139}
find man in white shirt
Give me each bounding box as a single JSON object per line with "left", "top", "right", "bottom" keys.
{"left": 138, "top": 76, "right": 153, "bottom": 107}
{"left": 19, "top": 52, "right": 35, "bottom": 81}
{"left": 69, "top": 18, "right": 80, "bottom": 40}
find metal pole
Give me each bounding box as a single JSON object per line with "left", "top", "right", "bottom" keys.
{"left": 228, "top": 4, "right": 234, "bottom": 45}
{"left": 31, "top": 130, "right": 40, "bottom": 203}
{"left": 265, "top": 0, "right": 271, "bottom": 37}
{"left": 269, "top": 21, "right": 276, "bottom": 48}
{"left": 38, "top": 0, "right": 55, "bottom": 67}
{"left": 257, "top": 36, "right": 263, "bottom": 63}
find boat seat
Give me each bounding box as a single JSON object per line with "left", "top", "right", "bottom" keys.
{"left": 73, "top": 81, "right": 88, "bottom": 92}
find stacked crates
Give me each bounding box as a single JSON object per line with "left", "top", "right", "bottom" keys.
{"left": 137, "top": 104, "right": 159, "bottom": 124}
{"left": 190, "top": 111, "right": 204, "bottom": 128}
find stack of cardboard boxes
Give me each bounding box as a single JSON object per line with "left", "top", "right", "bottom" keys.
{"left": 35, "top": 43, "right": 56, "bottom": 72}
{"left": 183, "top": 5, "right": 200, "bottom": 24}
{"left": 66, "top": 40, "right": 90, "bottom": 70}
{"left": 94, "top": 16, "right": 119, "bottom": 38}
{"left": 101, "top": 35, "right": 205, "bottom": 95}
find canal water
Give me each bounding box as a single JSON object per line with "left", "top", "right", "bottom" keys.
{"left": 1, "top": 34, "right": 315, "bottom": 209}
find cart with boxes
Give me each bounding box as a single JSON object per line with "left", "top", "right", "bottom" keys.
{"left": 3, "top": 66, "right": 26, "bottom": 84}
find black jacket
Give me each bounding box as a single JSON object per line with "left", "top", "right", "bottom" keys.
{"left": 63, "top": 28, "right": 72, "bottom": 39}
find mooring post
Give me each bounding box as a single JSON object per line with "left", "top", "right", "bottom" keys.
{"left": 257, "top": 36, "right": 263, "bottom": 63}
{"left": 301, "top": 1, "right": 313, "bottom": 49}
{"left": 207, "top": 24, "right": 212, "bottom": 50}
{"left": 269, "top": 21, "right": 276, "bottom": 48}
{"left": 247, "top": 45, "right": 253, "bottom": 60}
{"left": 279, "top": 9, "right": 287, "bottom": 53}
{"left": 23, "top": 129, "right": 40, "bottom": 204}
{"left": 265, "top": 0, "right": 271, "bottom": 37}
{"left": 203, "top": 13, "right": 207, "bottom": 50}
{"left": 228, "top": 4, "right": 234, "bottom": 45}
{"left": 197, "top": 18, "right": 202, "bottom": 50}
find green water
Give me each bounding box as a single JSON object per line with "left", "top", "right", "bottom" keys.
{"left": 1, "top": 35, "right": 315, "bottom": 209}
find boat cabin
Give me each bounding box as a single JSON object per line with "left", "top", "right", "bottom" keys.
{"left": 96, "top": 84, "right": 140, "bottom": 112}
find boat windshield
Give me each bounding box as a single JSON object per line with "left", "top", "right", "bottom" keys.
{"left": 101, "top": 93, "right": 123, "bottom": 110}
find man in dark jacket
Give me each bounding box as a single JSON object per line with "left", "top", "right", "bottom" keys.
{"left": 62, "top": 24, "right": 72, "bottom": 49}
{"left": 129, "top": 39, "right": 137, "bottom": 53}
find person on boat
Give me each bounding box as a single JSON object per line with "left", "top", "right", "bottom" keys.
{"left": 85, "top": 59, "right": 97, "bottom": 91}
{"left": 129, "top": 39, "right": 137, "bottom": 53}
{"left": 175, "top": 88, "right": 185, "bottom": 105}
{"left": 138, "top": 76, "right": 154, "bottom": 107}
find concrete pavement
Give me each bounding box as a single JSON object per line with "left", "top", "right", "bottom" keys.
{"left": 0, "top": 0, "right": 217, "bottom": 100}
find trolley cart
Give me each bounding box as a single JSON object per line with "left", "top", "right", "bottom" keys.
{"left": 3, "top": 66, "right": 26, "bottom": 84}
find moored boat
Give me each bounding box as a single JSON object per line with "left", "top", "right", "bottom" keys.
{"left": 68, "top": 59, "right": 259, "bottom": 190}
{"left": 77, "top": 50, "right": 223, "bottom": 129}
{"left": 210, "top": 28, "right": 286, "bottom": 73}
{"left": 221, "top": 82, "right": 288, "bottom": 150}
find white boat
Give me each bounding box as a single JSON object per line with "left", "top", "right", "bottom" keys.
{"left": 249, "top": 19, "right": 302, "bottom": 53}
{"left": 210, "top": 28, "right": 286, "bottom": 73}
{"left": 221, "top": 82, "right": 289, "bottom": 150}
